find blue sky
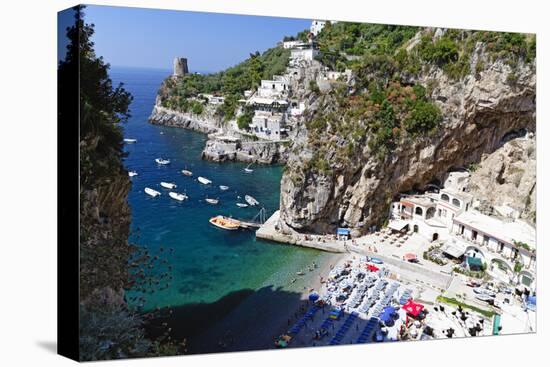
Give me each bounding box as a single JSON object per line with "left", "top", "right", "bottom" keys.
{"left": 82, "top": 5, "right": 311, "bottom": 72}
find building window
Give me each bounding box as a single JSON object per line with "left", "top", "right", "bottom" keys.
{"left": 498, "top": 242, "right": 504, "bottom": 253}
{"left": 472, "top": 231, "right": 478, "bottom": 241}
{"left": 460, "top": 225, "right": 465, "bottom": 235}
{"left": 483, "top": 235, "right": 489, "bottom": 246}
{"left": 438, "top": 209, "right": 442, "bottom": 217}
{"left": 415, "top": 207, "right": 423, "bottom": 216}
{"left": 452, "top": 198, "right": 461, "bottom": 207}
{"left": 441, "top": 193, "right": 450, "bottom": 202}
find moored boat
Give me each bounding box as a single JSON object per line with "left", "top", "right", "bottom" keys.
{"left": 209, "top": 215, "right": 240, "bottom": 230}
{"left": 160, "top": 182, "right": 177, "bottom": 189}
{"left": 181, "top": 169, "right": 193, "bottom": 176}
{"left": 219, "top": 185, "right": 229, "bottom": 191}
{"left": 236, "top": 203, "right": 248, "bottom": 208}
{"left": 155, "top": 158, "right": 170, "bottom": 165}
{"left": 244, "top": 195, "right": 259, "bottom": 206}
{"left": 205, "top": 197, "right": 219, "bottom": 205}
{"left": 198, "top": 176, "right": 212, "bottom": 185}
{"left": 169, "top": 192, "right": 187, "bottom": 201}
{"left": 144, "top": 187, "right": 161, "bottom": 197}
{"left": 244, "top": 163, "right": 254, "bottom": 173}
{"left": 123, "top": 138, "right": 138, "bottom": 143}
{"left": 128, "top": 171, "right": 138, "bottom": 177}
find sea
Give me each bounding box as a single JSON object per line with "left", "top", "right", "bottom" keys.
{"left": 110, "top": 66, "right": 332, "bottom": 348}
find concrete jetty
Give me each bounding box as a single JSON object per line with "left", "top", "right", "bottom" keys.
{"left": 255, "top": 211, "right": 346, "bottom": 253}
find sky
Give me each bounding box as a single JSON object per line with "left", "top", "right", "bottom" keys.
{"left": 79, "top": 5, "right": 311, "bottom": 72}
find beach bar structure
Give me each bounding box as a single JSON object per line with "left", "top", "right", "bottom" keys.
{"left": 337, "top": 228, "right": 351, "bottom": 241}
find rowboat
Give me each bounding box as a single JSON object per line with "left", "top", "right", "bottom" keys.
{"left": 144, "top": 187, "right": 161, "bottom": 197}
{"left": 205, "top": 198, "right": 219, "bottom": 205}
{"left": 155, "top": 158, "right": 170, "bottom": 165}
{"left": 128, "top": 171, "right": 138, "bottom": 177}
{"left": 198, "top": 176, "right": 212, "bottom": 185}
{"left": 236, "top": 203, "right": 248, "bottom": 208}
{"left": 160, "top": 182, "right": 177, "bottom": 189}
{"left": 123, "top": 138, "right": 137, "bottom": 143}
{"left": 181, "top": 169, "right": 193, "bottom": 176}
{"left": 244, "top": 195, "right": 259, "bottom": 206}
{"left": 169, "top": 192, "right": 187, "bottom": 201}
{"left": 219, "top": 185, "right": 229, "bottom": 191}
{"left": 209, "top": 215, "right": 240, "bottom": 230}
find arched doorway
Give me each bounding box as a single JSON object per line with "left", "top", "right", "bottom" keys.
{"left": 426, "top": 207, "right": 436, "bottom": 220}
{"left": 432, "top": 233, "right": 439, "bottom": 242}
{"left": 413, "top": 225, "right": 419, "bottom": 233}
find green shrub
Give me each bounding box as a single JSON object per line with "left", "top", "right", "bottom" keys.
{"left": 404, "top": 100, "right": 442, "bottom": 136}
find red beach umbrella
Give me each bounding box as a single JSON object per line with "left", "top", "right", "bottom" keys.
{"left": 403, "top": 299, "right": 424, "bottom": 317}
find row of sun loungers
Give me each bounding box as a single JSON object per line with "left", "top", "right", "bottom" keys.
{"left": 329, "top": 311, "right": 359, "bottom": 345}
{"left": 356, "top": 317, "right": 380, "bottom": 344}
{"left": 288, "top": 305, "right": 319, "bottom": 335}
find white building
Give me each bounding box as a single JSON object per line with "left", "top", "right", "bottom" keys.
{"left": 283, "top": 40, "right": 309, "bottom": 49}
{"left": 257, "top": 78, "right": 288, "bottom": 98}
{"left": 310, "top": 20, "right": 337, "bottom": 36}
{"left": 247, "top": 96, "right": 288, "bottom": 141}
{"left": 451, "top": 210, "right": 536, "bottom": 289}
{"left": 290, "top": 48, "right": 320, "bottom": 62}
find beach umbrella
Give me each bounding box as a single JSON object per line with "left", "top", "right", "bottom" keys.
{"left": 403, "top": 253, "right": 417, "bottom": 261}
{"left": 402, "top": 299, "right": 424, "bottom": 318}
{"left": 309, "top": 293, "right": 320, "bottom": 302}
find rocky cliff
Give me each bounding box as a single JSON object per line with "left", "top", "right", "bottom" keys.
{"left": 279, "top": 35, "right": 536, "bottom": 235}
{"left": 149, "top": 104, "right": 220, "bottom": 134}
{"left": 467, "top": 134, "right": 536, "bottom": 223}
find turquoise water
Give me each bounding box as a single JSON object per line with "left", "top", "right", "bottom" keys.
{"left": 111, "top": 66, "right": 327, "bottom": 311}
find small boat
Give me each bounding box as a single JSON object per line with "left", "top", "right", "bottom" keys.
{"left": 245, "top": 195, "right": 259, "bottom": 206}
{"left": 219, "top": 185, "right": 229, "bottom": 191}
{"left": 181, "top": 169, "right": 193, "bottom": 176}
{"left": 169, "top": 192, "right": 187, "bottom": 201}
{"left": 473, "top": 287, "right": 496, "bottom": 298}
{"left": 369, "top": 257, "right": 384, "bottom": 264}
{"left": 475, "top": 293, "right": 495, "bottom": 302}
{"left": 144, "top": 187, "right": 161, "bottom": 197}
{"left": 198, "top": 176, "right": 212, "bottom": 185}
{"left": 128, "top": 171, "right": 138, "bottom": 177}
{"left": 123, "top": 138, "right": 137, "bottom": 143}
{"left": 236, "top": 203, "right": 249, "bottom": 208}
{"left": 209, "top": 215, "right": 240, "bottom": 230}
{"left": 205, "top": 198, "right": 219, "bottom": 205}
{"left": 296, "top": 271, "right": 305, "bottom": 276}
{"left": 160, "top": 182, "right": 177, "bottom": 189}
{"left": 155, "top": 158, "right": 170, "bottom": 165}
{"left": 244, "top": 163, "right": 254, "bottom": 173}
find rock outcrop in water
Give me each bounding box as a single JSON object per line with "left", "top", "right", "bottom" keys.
{"left": 279, "top": 37, "right": 536, "bottom": 235}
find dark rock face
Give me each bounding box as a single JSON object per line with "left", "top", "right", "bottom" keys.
{"left": 149, "top": 105, "right": 220, "bottom": 134}
{"left": 279, "top": 59, "right": 536, "bottom": 235}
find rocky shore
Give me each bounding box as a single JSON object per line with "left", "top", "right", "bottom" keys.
{"left": 148, "top": 104, "right": 220, "bottom": 134}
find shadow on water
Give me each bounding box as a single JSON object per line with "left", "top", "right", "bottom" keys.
{"left": 146, "top": 285, "right": 317, "bottom": 355}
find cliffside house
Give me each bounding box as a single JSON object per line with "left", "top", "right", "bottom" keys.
{"left": 247, "top": 96, "right": 288, "bottom": 141}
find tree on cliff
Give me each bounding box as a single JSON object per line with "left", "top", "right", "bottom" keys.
{"left": 59, "top": 6, "right": 181, "bottom": 360}
{"left": 59, "top": 5, "right": 133, "bottom": 189}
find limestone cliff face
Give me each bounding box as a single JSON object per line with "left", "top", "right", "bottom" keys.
{"left": 467, "top": 135, "right": 536, "bottom": 223}
{"left": 279, "top": 56, "right": 536, "bottom": 235}
{"left": 149, "top": 104, "right": 220, "bottom": 134}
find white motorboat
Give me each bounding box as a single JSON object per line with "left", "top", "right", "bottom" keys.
{"left": 181, "top": 169, "right": 193, "bottom": 176}
{"left": 144, "top": 187, "right": 161, "bottom": 197}
{"left": 236, "top": 203, "right": 249, "bottom": 208}
{"left": 128, "top": 171, "right": 138, "bottom": 177}
{"left": 244, "top": 195, "right": 259, "bottom": 206}
{"left": 169, "top": 192, "right": 187, "bottom": 201}
{"left": 160, "top": 182, "right": 177, "bottom": 189}
{"left": 123, "top": 138, "right": 137, "bottom": 143}
{"left": 473, "top": 287, "right": 496, "bottom": 298}
{"left": 219, "top": 185, "right": 229, "bottom": 191}
{"left": 198, "top": 176, "right": 212, "bottom": 185}
{"left": 205, "top": 198, "right": 219, "bottom": 205}
{"left": 244, "top": 163, "right": 254, "bottom": 173}
{"left": 155, "top": 158, "right": 170, "bottom": 165}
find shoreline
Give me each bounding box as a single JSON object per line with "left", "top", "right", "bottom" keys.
{"left": 185, "top": 249, "right": 347, "bottom": 354}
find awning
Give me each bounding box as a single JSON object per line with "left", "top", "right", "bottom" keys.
{"left": 366, "top": 264, "right": 379, "bottom": 272}
{"left": 403, "top": 253, "right": 417, "bottom": 261}
{"left": 337, "top": 228, "right": 350, "bottom": 236}
{"left": 400, "top": 200, "right": 414, "bottom": 208}
{"left": 442, "top": 242, "right": 466, "bottom": 258}
{"left": 467, "top": 256, "right": 483, "bottom": 267}
{"left": 402, "top": 300, "right": 424, "bottom": 317}
{"left": 388, "top": 220, "right": 409, "bottom": 231}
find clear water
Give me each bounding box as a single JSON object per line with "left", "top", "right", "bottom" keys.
{"left": 111, "top": 66, "right": 328, "bottom": 311}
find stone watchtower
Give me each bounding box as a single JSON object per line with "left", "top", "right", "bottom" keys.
{"left": 173, "top": 57, "right": 189, "bottom": 77}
